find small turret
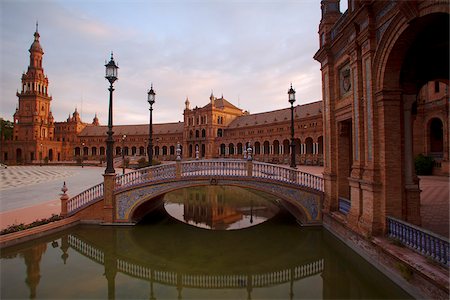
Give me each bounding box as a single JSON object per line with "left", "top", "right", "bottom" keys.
{"left": 92, "top": 113, "right": 99, "bottom": 126}
{"left": 185, "top": 97, "right": 190, "bottom": 110}
{"left": 318, "top": 0, "right": 342, "bottom": 48}
{"left": 210, "top": 91, "right": 215, "bottom": 107}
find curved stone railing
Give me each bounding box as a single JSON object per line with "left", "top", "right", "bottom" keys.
{"left": 69, "top": 234, "right": 323, "bottom": 289}
{"left": 67, "top": 159, "right": 323, "bottom": 216}
{"left": 181, "top": 160, "right": 248, "bottom": 177}
{"left": 252, "top": 161, "right": 323, "bottom": 191}
{"left": 67, "top": 182, "right": 104, "bottom": 215}
{"left": 115, "top": 163, "right": 177, "bottom": 190}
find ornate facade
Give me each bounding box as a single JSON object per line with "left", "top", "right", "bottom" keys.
{"left": 314, "top": 0, "right": 449, "bottom": 236}
{"left": 3, "top": 28, "right": 324, "bottom": 166}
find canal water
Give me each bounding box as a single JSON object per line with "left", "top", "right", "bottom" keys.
{"left": 1, "top": 186, "right": 412, "bottom": 299}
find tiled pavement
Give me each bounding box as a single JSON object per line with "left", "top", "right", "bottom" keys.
{"left": 419, "top": 175, "right": 449, "bottom": 238}
{"left": 0, "top": 166, "right": 76, "bottom": 190}
{"left": 0, "top": 165, "right": 448, "bottom": 238}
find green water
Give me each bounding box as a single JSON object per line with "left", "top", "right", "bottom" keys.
{"left": 1, "top": 186, "right": 412, "bottom": 299}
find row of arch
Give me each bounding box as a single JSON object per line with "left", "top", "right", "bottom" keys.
{"left": 219, "top": 137, "right": 324, "bottom": 156}
{"left": 73, "top": 145, "right": 179, "bottom": 158}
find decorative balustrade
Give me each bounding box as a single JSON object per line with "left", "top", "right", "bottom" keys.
{"left": 387, "top": 216, "right": 449, "bottom": 266}
{"left": 338, "top": 197, "right": 351, "bottom": 215}
{"left": 115, "top": 163, "right": 177, "bottom": 190}
{"left": 181, "top": 160, "right": 247, "bottom": 177}
{"left": 67, "top": 159, "right": 323, "bottom": 216}
{"left": 67, "top": 182, "right": 104, "bottom": 215}
{"left": 252, "top": 161, "right": 324, "bottom": 192}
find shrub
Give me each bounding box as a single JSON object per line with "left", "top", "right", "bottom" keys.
{"left": 136, "top": 158, "right": 161, "bottom": 169}
{"left": 0, "top": 214, "right": 63, "bottom": 235}
{"left": 414, "top": 154, "right": 434, "bottom": 175}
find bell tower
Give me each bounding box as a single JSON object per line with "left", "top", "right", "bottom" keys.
{"left": 14, "top": 23, "right": 54, "bottom": 143}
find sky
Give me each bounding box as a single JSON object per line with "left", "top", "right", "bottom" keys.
{"left": 0, "top": 0, "right": 347, "bottom": 125}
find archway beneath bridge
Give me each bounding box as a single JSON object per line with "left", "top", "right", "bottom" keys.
{"left": 115, "top": 179, "right": 322, "bottom": 226}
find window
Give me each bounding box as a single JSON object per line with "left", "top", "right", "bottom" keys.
{"left": 435, "top": 81, "right": 440, "bottom": 93}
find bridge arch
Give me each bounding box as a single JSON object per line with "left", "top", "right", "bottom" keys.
{"left": 117, "top": 180, "right": 321, "bottom": 225}
{"left": 66, "top": 160, "right": 323, "bottom": 226}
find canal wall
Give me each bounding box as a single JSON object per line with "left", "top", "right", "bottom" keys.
{"left": 323, "top": 212, "right": 449, "bottom": 300}
{"left": 0, "top": 216, "right": 80, "bottom": 249}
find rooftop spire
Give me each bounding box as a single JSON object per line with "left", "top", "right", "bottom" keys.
{"left": 36, "top": 21, "right": 39, "bottom": 33}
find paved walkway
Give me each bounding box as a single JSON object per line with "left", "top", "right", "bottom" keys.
{"left": 0, "top": 165, "right": 448, "bottom": 238}
{"left": 0, "top": 166, "right": 106, "bottom": 229}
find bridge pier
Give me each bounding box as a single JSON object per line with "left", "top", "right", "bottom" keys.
{"left": 103, "top": 173, "right": 116, "bottom": 223}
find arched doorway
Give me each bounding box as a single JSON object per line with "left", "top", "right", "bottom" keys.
{"left": 429, "top": 118, "right": 443, "bottom": 155}
{"left": 374, "top": 11, "right": 449, "bottom": 229}
{"left": 48, "top": 149, "right": 53, "bottom": 161}
{"left": 16, "top": 148, "right": 22, "bottom": 163}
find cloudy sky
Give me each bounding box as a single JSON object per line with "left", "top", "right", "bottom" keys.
{"left": 0, "top": 0, "right": 347, "bottom": 125}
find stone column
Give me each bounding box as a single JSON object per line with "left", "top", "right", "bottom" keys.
{"left": 403, "top": 94, "right": 421, "bottom": 225}
{"left": 60, "top": 181, "right": 68, "bottom": 217}
{"left": 103, "top": 173, "right": 116, "bottom": 223}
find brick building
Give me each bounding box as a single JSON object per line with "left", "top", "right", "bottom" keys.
{"left": 2, "top": 27, "right": 324, "bottom": 166}
{"left": 314, "top": 0, "right": 449, "bottom": 237}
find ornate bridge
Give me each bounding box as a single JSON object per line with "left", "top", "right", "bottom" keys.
{"left": 62, "top": 159, "right": 324, "bottom": 225}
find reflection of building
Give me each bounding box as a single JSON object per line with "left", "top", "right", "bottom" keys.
{"left": 21, "top": 243, "right": 47, "bottom": 299}
{"left": 314, "top": 0, "right": 449, "bottom": 237}
{"left": 2, "top": 28, "right": 324, "bottom": 165}
{"left": 183, "top": 187, "right": 243, "bottom": 230}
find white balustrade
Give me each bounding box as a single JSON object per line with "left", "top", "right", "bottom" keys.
{"left": 67, "top": 159, "right": 323, "bottom": 216}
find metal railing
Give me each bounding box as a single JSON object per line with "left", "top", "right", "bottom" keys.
{"left": 387, "top": 216, "right": 449, "bottom": 266}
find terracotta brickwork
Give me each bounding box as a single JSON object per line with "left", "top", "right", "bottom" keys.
{"left": 3, "top": 30, "right": 325, "bottom": 167}
{"left": 314, "top": 0, "right": 449, "bottom": 236}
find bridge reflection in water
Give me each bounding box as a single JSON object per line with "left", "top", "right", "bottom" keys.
{"left": 1, "top": 211, "right": 412, "bottom": 299}
{"left": 164, "top": 186, "right": 280, "bottom": 230}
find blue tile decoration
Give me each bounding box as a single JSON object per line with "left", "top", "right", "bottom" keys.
{"left": 115, "top": 178, "right": 321, "bottom": 223}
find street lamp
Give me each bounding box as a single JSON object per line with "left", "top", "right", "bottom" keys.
{"left": 104, "top": 52, "right": 118, "bottom": 174}
{"left": 121, "top": 134, "right": 126, "bottom": 174}
{"left": 81, "top": 142, "right": 85, "bottom": 168}
{"left": 288, "top": 83, "right": 296, "bottom": 168}
{"left": 147, "top": 84, "right": 156, "bottom": 166}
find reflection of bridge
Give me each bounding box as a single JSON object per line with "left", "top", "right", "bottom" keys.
{"left": 68, "top": 234, "right": 324, "bottom": 290}
{"left": 63, "top": 159, "right": 324, "bottom": 225}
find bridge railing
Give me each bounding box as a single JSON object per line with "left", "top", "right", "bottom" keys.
{"left": 181, "top": 159, "right": 247, "bottom": 177}
{"left": 252, "top": 161, "right": 323, "bottom": 192}
{"left": 115, "top": 163, "right": 177, "bottom": 190}
{"left": 387, "top": 216, "right": 449, "bottom": 266}
{"left": 67, "top": 182, "right": 104, "bottom": 215}
{"left": 66, "top": 159, "right": 323, "bottom": 215}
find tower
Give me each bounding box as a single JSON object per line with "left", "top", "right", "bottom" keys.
{"left": 14, "top": 24, "right": 54, "bottom": 142}
{"left": 10, "top": 24, "right": 59, "bottom": 163}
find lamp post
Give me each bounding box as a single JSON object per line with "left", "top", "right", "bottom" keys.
{"left": 288, "top": 83, "right": 296, "bottom": 168}
{"left": 147, "top": 84, "right": 156, "bottom": 166}
{"left": 104, "top": 52, "right": 118, "bottom": 174}
{"left": 81, "top": 142, "right": 85, "bottom": 168}
{"left": 121, "top": 134, "right": 126, "bottom": 174}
